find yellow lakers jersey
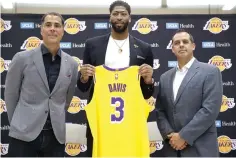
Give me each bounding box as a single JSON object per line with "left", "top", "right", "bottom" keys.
{"left": 84, "top": 65, "right": 150, "bottom": 157}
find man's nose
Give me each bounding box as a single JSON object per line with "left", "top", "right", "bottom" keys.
{"left": 49, "top": 25, "right": 56, "bottom": 31}
{"left": 179, "top": 41, "right": 184, "bottom": 47}
{"left": 117, "top": 14, "right": 122, "bottom": 20}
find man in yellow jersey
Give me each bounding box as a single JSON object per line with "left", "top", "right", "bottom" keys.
{"left": 77, "top": 0, "right": 154, "bottom": 156}
{"left": 84, "top": 65, "right": 150, "bottom": 157}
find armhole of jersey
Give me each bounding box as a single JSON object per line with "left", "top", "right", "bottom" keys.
{"left": 143, "top": 96, "right": 152, "bottom": 119}
{"left": 83, "top": 74, "right": 98, "bottom": 144}
{"left": 84, "top": 74, "right": 96, "bottom": 111}
{"left": 136, "top": 71, "right": 152, "bottom": 116}
{"left": 137, "top": 74, "right": 141, "bottom": 81}
{"left": 93, "top": 74, "right": 96, "bottom": 84}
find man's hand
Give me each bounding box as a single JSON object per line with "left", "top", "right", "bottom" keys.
{"left": 80, "top": 64, "right": 95, "bottom": 83}
{"left": 169, "top": 133, "right": 187, "bottom": 150}
{"left": 139, "top": 64, "right": 153, "bottom": 84}
{"left": 167, "top": 132, "right": 175, "bottom": 139}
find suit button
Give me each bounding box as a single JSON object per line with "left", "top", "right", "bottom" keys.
{"left": 45, "top": 110, "right": 48, "bottom": 113}
{"left": 49, "top": 97, "right": 52, "bottom": 99}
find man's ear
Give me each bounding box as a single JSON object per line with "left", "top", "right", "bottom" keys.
{"left": 192, "top": 43, "right": 196, "bottom": 51}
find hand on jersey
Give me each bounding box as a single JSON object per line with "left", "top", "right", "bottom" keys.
{"left": 168, "top": 133, "right": 187, "bottom": 150}
{"left": 80, "top": 64, "right": 95, "bottom": 82}
{"left": 139, "top": 64, "right": 153, "bottom": 84}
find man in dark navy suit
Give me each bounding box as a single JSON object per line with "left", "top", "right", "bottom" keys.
{"left": 77, "top": 0, "right": 155, "bottom": 156}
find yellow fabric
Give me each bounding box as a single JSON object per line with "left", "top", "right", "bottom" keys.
{"left": 84, "top": 65, "right": 150, "bottom": 157}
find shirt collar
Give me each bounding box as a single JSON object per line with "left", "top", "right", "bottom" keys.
{"left": 41, "top": 43, "right": 61, "bottom": 57}
{"left": 176, "top": 57, "right": 195, "bottom": 72}
{"left": 110, "top": 34, "right": 129, "bottom": 41}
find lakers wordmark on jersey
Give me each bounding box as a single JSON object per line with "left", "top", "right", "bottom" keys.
{"left": 84, "top": 65, "right": 150, "bottom": 157}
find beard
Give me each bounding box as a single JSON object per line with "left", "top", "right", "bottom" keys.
{"left": 111, "top": 21, "right": 129, "bottom": 33}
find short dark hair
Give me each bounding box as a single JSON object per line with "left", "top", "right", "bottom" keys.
{"left": 41, "top": 12, "right": 65, "bottom": 26}
{"left": 171, "top": 29, "right": 194, "bottom": 43}
{"left": 109, "top": 0, "right": 131, "bottom": 15}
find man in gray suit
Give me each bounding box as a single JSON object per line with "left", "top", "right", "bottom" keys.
{"left": 156, "top": 29, "right": 223, "bottom": 157}
{"left": 4, "top": 12, "right": 78, "bottom": 157}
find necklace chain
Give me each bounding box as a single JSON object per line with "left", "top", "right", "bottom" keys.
{"left": 112, "top": 38, "right": 128, "bottom": 53}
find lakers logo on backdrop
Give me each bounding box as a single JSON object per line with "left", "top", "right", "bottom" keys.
{"left": 146, "top": 96, "right": 156, "bottom": 112}
{"left": 166, "top": 40, "right": 172, "bottom": 49}
{"left": 20, "top": 36, "right": 42, "bottom": 50}
{"left": 203, "top": 17, "right": 229, "bottom": 34}
{"left": 220, "top": 95, "right": 235, "bottom": 112}
{"left": 153, "top": 59, "right": 160, "bottom": 70}
{"left": 0, "top": 57, "right": 11, "bottom": 73}
{"left": 208, "top": 56, "right": 232, "bottom": 72}
{"left": 72, "top": 56, "right": 83, "bottom": 71}
{"left": 218, "top": 135, "right": 236, "bottom": 154}
{"left": 67, "top": 96, "right": 87, "bottom": 114}
{"left": 0, "top": 143, "right": 9, "bottom": 155}
{"left": 149, "top": 141, "right": 164, "bottom": 154}
{"left": 65, "top": 143, "right": 87, "bottom": 156}
{"left": 64, "top": 18, "right": 86, "bottom": 35}
{"left": 0, "top": 57, "right": 5, "bottom": 73}
{"left": 0, "top": 18, "right": 12, "bottom": 33}
{"left": 0, "top": 99, "right": 7, "bottom": 114}
{"left": 132, "top": 18, "right": 158, "bottom": 34}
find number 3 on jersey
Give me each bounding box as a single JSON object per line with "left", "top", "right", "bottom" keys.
{"left": 110, "top": 97, "right": 124, "bottom": 123}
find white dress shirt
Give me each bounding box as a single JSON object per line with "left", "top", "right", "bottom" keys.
{"left": 105, "top": 35, "right": 130, "bottom": 69}
{"left": 173, "top": 57, "right": 195, "bottom": 101}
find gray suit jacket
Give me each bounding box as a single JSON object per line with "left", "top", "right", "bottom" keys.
{"left": 156, "top": 59, "right": 223, "bottom": 157}
{"left": 4, "top": 45, "right": 78, "bottom": 144}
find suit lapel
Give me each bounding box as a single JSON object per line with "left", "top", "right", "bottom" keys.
{"left": 96, "top": 34, "right": 110, "bottom": 65}
{"left": 169, "top": 68, "right": 176, "bottom": 104}
{"left": 51, "top": 51, "right": 68, "bottom": 95}
{"left": 129, "top": 35, "right": 138, "bottom": 66}
{"left": 174, "top": 60, "right": 200, "bottom": 105}
{"left": 32, "top": 46, "right": 50, "bottom": 92}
